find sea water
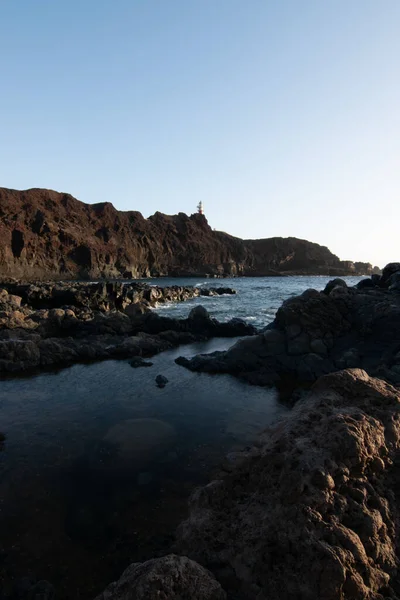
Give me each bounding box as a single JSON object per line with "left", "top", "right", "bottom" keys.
{"left": 150, "top": 275, "right": 365, "bottom": 327}
{"left": 0, "top": 275, "right": 365, "bottom": 598}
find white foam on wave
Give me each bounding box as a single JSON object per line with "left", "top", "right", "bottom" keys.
{"left": 151, "top": 302, "right": 175, "bottom": 310}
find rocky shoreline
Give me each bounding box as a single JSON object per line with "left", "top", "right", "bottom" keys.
{"left": 176, "top": 262, "right": 400, "bottom": 388}
{"left": 0, "top": 281, "right": 255, "bottom": 375}
{"left": 3, "top": 265, "right": 400, "bottom": 599}
{"left": 92, "top": 263, "right": 400, "bottom": 600}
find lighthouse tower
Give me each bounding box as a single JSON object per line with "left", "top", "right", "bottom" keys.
{"left": 197, "top": 201, "right": 204, "bottom": 215}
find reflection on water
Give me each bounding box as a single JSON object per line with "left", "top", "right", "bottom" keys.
{"left": 0, "top": 338, "right": 287, "bottom": 599}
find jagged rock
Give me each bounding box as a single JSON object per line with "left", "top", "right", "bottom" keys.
{"left": 177, "top": 370, "right": 400, "bottom": 600}
{"left": 124, "top": 302, "right": 148, "bottom": 317}
{"left": 0, "top": 187, "right": 377, "bottom": 279}
{"left": 94, "top": 554, "right": 226, "bottom": 600}
{"left": 176, "top": 274, "right": 400, "bottom": 387}
{"left": 0, "top": 279, "right": 255, "bottom": 374}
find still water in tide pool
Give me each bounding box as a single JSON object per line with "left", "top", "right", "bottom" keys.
{"left": 0, "top": 339, "right": 285, "bottom": 599}
{"left": 0, "top": 275, "right": 364, "bottom": 599}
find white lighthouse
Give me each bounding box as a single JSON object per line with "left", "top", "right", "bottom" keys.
{"left": 197, "top": 201, "right": 204, "bottom": 215}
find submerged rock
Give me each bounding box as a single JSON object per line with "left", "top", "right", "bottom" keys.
{"left": 176, "top": 267, "right": 400, "bottom": 388}
{"left": 91, "top": 418, "right": 175, "bottom": 475}
{"left": 155, "top": 374, "right": 169, "bottom": 388}
{"left": 129, "top": 356, "right": 153, "bottom": 368}
{"left": 94, "top": 554, "right": 226, "bottom": 600}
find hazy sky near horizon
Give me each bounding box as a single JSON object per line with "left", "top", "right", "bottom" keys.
{"left": 0, "top": 1, "right": 399, "bottom": 268}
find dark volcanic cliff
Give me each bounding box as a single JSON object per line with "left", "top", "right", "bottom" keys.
{"left": 0, "top": 187, "right": 377, "bottom": 280}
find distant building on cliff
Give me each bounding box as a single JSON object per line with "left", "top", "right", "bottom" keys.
{"left": 197, "top": 201, "right": 204, "bottom": 215}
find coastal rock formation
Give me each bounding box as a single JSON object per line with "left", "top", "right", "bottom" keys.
{"left": 0, "top": 282, "right": 254, "bottom": 374}
{"left": 177, "top": 369, "right": 400, "bottom": 599}
{"left": 176, "top": 266, "right": 400, "bottom": 388}
{"left": 0, "top": 187, "right": 378, "bottom": 280}
{"left": 0, "top": 280, "right": 235, "bottom": 312}
{"left": 94, "top": 554, "right": 226, "bottom": 600}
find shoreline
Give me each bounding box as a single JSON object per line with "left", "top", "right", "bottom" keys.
{"left": 94, "top": 263, "right": 400, "bottom": 599}
{"left": 1, "top": 264, "right": 400, "bottom": 599}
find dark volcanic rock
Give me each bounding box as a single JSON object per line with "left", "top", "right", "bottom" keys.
{"left": 0, "top": 281, "right": 234, "bottom": 313}
{"left": 129, "top": 357, "right": 153, "bottom": 368}
{"left": 0, "top": 289, "right": 254, "bottom": 374}
{"left": 0, "top": 187, "right": 378, "bottom": 279}
{"left": 177, "top": 369, "right": 400, "bottom": 600}
{"left": 155, "top": 374, "right": 168, "bottom": 388}
{"left": 176, "top": 266, "right": 400, "bottom": 387}
{"left": 94, "top": 554, "right": 226, "bottom": 600}
{"left": 323, "top": 278, "right": 348, "bottom": 295}
{"left": 381, "top": 263, "right": 400, "bottom": 284}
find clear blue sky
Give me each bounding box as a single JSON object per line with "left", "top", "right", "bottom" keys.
{"left": 1, "top": 1, "right": 399, "bottom": 267}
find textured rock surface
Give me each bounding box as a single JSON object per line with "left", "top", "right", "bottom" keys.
{"left": 177, "top": 369, "right": 400, "bottom": 600}
{"left": 0, "top": 281, "right": 253, "bottom": 374}
{"left": 94, "top": 554, "right": 226, "bottom": 600}
{"left": 177, "top": 274, "right": 400, "bottom": 387}
{"left": 0, "top": 187, "right": 377, "bottom": 279}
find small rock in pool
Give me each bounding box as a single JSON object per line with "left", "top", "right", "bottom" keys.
{"left": 129, "top": 357, "right": 153, "bottom": 368}
{"left": 155, "top": 374, "right": 168, "bottom": 388}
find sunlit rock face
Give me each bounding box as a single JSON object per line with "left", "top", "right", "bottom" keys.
{"left": 0, "top": 187, "right": 376, "bottom": 280}
{"left": 177, "top": 369, "right": 400, "bottom": 600}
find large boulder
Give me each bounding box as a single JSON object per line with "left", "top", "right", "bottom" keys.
{"left": 275, "top": 288, "right": 350, "bottom": 339}
{"left": 177, "top": 370, "right": 400, "bottom": 599}
{"left": 323, "top": 278, "right": 347, "bottom": 295}
{"left": 380, "top": 262, "right": 400, "bottom": 287}
{"left": 388, "top": 272, "right": 400, "bottom": 292}
{"left": 94, "top": 554, "right": 226, "bottom": 600}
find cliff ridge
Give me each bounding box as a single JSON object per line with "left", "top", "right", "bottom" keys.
{"left": 0, "top": 187, "right": 377, "bottom": 280}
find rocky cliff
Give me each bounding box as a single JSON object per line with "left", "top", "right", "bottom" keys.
{"left": 0, "top": 187, "right": 377, "bottom": 280}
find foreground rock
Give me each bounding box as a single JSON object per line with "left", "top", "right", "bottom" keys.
{"left": 176, "top": 268, "right": 400, "bottom": 387}
{"left": 177, "top": 369, "right": 400, "bottom": 599}
{"left": 94, "top": 554, "right": 226, "bottom": 600}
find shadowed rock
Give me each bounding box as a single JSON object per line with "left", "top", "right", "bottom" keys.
{"left": 94, "top": 554, "right": 226, "bottom": 600}
{"left": 176, "top": 269, "right": 400, "bottom": 387}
